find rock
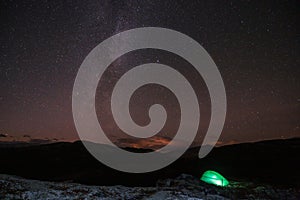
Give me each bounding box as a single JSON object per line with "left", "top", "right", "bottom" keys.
{"left": 0, "top": 174, "right": 299, "bottom": 200}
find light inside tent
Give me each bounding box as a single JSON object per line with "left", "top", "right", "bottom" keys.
{"left": 200, "top": 170, "right": 229, "bottom": 187}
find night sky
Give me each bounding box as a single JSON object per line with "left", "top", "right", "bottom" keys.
{"left": 0, "top": 0, "right": 299, "bottom": 146}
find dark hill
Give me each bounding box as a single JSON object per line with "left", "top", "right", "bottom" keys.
{"left": 0, "top": 138, "right": 299, "bottom": 187}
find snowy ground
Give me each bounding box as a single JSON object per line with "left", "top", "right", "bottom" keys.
{"left": 0, "top": 174, "right": 299, "bottom": 200}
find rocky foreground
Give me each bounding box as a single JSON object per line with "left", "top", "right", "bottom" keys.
{"left": 0, "top": 174, "right": 299, "bottom": 200}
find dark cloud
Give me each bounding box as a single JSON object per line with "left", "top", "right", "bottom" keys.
{"left": 0, "top": 133, "right": 8, "bottom": 137}
{"left": 116, "top": 136, "right": 172, "bottom": 150}
{"left": 23, "top": 134, "right": 31, "bottom": 138}
{"left": 29, "top": 138, "right": 53, "bottom": 144}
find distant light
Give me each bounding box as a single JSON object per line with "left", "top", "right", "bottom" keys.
{"left": 200, "top": 170, "right": 229, "bottom": 187}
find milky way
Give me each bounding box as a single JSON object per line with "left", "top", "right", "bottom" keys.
{"left": 0, "top": 0, "right": 299, "bottom": 145}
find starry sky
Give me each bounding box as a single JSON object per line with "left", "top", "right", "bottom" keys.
{"left": 0, "top": 0, "right": 299, "bottom": 146}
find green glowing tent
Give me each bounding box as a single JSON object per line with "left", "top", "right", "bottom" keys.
{"left": 200, "top": 170, "right": 229, "bottom": 187}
